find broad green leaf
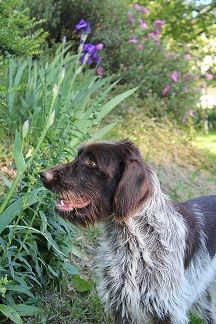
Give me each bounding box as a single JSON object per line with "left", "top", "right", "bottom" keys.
{"left": 13, "top": 131, "right": 25, "bottom": 173}
{"left": 8, "top": 225, "right": 67, "bottom": 257}
{"left": 0, "top": 304, "right": 22, "bottom": 324}
{"left": 47, "top": 265, "right": 59, "bottom": 277}
{"left": 13, "top": 304, "right": 42, "bottom": 316}
{"left": 63, "top": 261, "right": 79, "bottom": 275}
{"left": 6, "top": 284, "right": 33, "bottom": 297}
{"left": 74, "top": 86, "right": 138, "bottom": 132}
{"left": 0, "top": 188, "right": 42, "bottom": 234}
{"left": 71, "top": 275, "right": 93, "bottom": 293}
{"left": 0, "top": 199, "right": 23, "bottom": 234}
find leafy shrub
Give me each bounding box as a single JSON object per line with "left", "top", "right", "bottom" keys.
{"left": 25, "top": 0, "right": 128, "bottom": 45}
{"left": 114, "top": 4, "right": 199, "bottom": 121}
{"left": 0, "top": 0, "right": 46, "bottom": 64}
{"left": 0, "top": 23, "right": 136, "bottom": 322}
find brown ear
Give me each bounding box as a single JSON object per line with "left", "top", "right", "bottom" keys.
{"left": 113, "top": 158, "right": 152, "bottom": 222}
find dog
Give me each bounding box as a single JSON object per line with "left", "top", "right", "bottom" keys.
{"left": 40, "top": 140, "right": 216, "bottom": 324}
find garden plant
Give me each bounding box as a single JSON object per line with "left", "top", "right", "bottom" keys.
{"left": 0, "top": 0, "right": 215, "bottom": 323}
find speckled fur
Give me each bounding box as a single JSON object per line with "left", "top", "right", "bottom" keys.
{"left": 96, "top": 172, "right": 216, "bottom": 324}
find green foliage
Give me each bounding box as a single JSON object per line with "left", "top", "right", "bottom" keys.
{"left": 0, "top": 0, "right": 46, "bottom": 62}
{"left": 114, "top": 7, "right": 199, "bottom": 120}
{"left": 135, "top": 0, "right": 216, "bottom": 45}
{"left": 25, "top": 0, "right": 128, "bottom": 45}
{"left": 0, "top": 38, "right": 136, "bottom": 321}
{"left": 71, "top": 275, "right": 94, "bottom": 293}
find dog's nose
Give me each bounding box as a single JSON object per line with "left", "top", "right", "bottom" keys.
{"left": 40, "top": 170, "right": 53, "bottom": 184}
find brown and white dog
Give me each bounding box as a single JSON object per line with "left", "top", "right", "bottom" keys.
{"left": 40, "top": 140, "right": 216, "bottom": 324}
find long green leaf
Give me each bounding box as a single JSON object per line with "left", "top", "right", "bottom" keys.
{"left": 97, "top": 86, "right": 139, "bottom": 122}
{"left": 13, "top": 131, "right": 25, "bottom": 173}
{"left": 0, "top": 304, "right": 22, "bottom": 324}
{"left": 92, "top": 122, "right": 117, "bottom": 140}
{"left": 13, "top": 304, "right": 42, "bottom": 316}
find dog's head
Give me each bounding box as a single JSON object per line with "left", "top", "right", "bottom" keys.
{"left": 40, "top": 140, "right": 152, "bottom": 226}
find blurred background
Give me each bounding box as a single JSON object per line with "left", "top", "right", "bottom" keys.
{"left": 0, "top": 0, "right": 215, "bottom": 323}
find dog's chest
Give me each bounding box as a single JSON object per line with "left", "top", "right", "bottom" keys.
{"left": 96, "top": 223, "right": 174, "bottom": 321}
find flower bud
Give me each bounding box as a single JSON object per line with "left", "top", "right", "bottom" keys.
{"left": 47, "top": 110, "right": 55, "bottom": 128}
{"left": 59, "top": 66, "right": 65, "bottom": 85}
{"left": 62, "top": 36, "right": 66, "bottom": 45}
{"left": 52, "top": 84, "right": 59, "bottom": 99}
{"left": 96, "top": 43, "right": 103, "bottom": 51}
{"left": 22, "top": 120, "right": 29, "bottom": 139}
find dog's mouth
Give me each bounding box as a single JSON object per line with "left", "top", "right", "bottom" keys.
{"left": 55, "top": 197, "right": 91, "bottom": 213}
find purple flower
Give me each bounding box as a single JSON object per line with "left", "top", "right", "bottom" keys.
{"left": 96, "top": 66, "right": 104, "bottom": 77}
{"left": 138, "top": 19, "right": 148, "bottom": 29}
{"left": 153, "top": 19, "right": 165, "bottom": 29}
{"left": 80, "top": 54, "right": 93, "bottom": 65}
{"left": 170, "top": 71, "right": 179, "bottom": 83}
{"left": 162, "top": 85, "right": 170, "bottom": 96}
{"left": 92, "top": 52, "right": 100, "bottom": 64}
{"left": 80, "top": 42, "right": 102, "bottom": 65}
{"left": 205, "top": 72, "right": 214, "bottom": 80}
{"left": 132, "top": 3, "right": 143, "bottom": 11}
{"left": 83, "top": 43, "right": 96, "bottom": 54}
{"left": 75, "top": 19, "right": 91, "bottom": 34}
{"left": 128, "top": 36, "right": 138, "bottom": 44}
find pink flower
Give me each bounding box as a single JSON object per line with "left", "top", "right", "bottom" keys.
{"left": 184, "top": 54, "right": 192, "bottom": 61}
{"left": 170, "top": 71, "right": 178, "bottom": 83}
{"left": 132, "top": 3, "right": 143, "bottom": 11}
{"left": 137, "top": 44, "right": 144, "bottom": 51}
{"left": 127, "top": 14, "right": 135, "bottom": 24}
{"left": 148, "top": 30, "right": 160, "bottom": 40}
{"left": 142, "top": 7, "right": 149, "bottom": 14}
{"left": 95, "top": 43, "right": 103, "bottom": 51}
{"left": 153, "top": 19, "right": 165, "bottom": 29}
{"left": 138, "top": 19, "right": 148, "bottom": 29}
{"left": 205, "top": 72, "right": 214, "bottom": 80}
{"left": 164, "top": 51, "right": 176, "bottom": 58}
{"left": 183, "top": 73, "right": 191, "bottom": 81}
{"left": 162, "top": 84, "right": 170, "bottom": 96}
{"left": 128, "top": 36, "right": 138, "bottom": 44}
{"left": 96, "top": 66, "right": 104, "bottom": 77}
{"left": 188, "top": 110, "right": 194, "bottom": 117}
{"left": 181, "top": 116, "right": 186, "bottom": 124}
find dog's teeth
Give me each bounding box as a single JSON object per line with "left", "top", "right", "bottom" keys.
{"left": 61, "top": 200, "right": 64, "bottom": 206}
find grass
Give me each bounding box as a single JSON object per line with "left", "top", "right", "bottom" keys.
{"left": 193, "top": 132, "right": 216, "bottom": 163}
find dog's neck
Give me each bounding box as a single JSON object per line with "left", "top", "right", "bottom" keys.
{"left": 103, "top": 172, "right": 187, "bottom": 263}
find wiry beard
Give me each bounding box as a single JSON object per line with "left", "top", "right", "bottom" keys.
{"left": 51, "top": 185, "right": 103, "bottom": 227}
{"left": 57, "top": 202, "right": 100, "bottom": 227}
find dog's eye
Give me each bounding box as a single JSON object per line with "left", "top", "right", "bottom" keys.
{"left": 85, "top": 159, "right": 96, "bottom": 167}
